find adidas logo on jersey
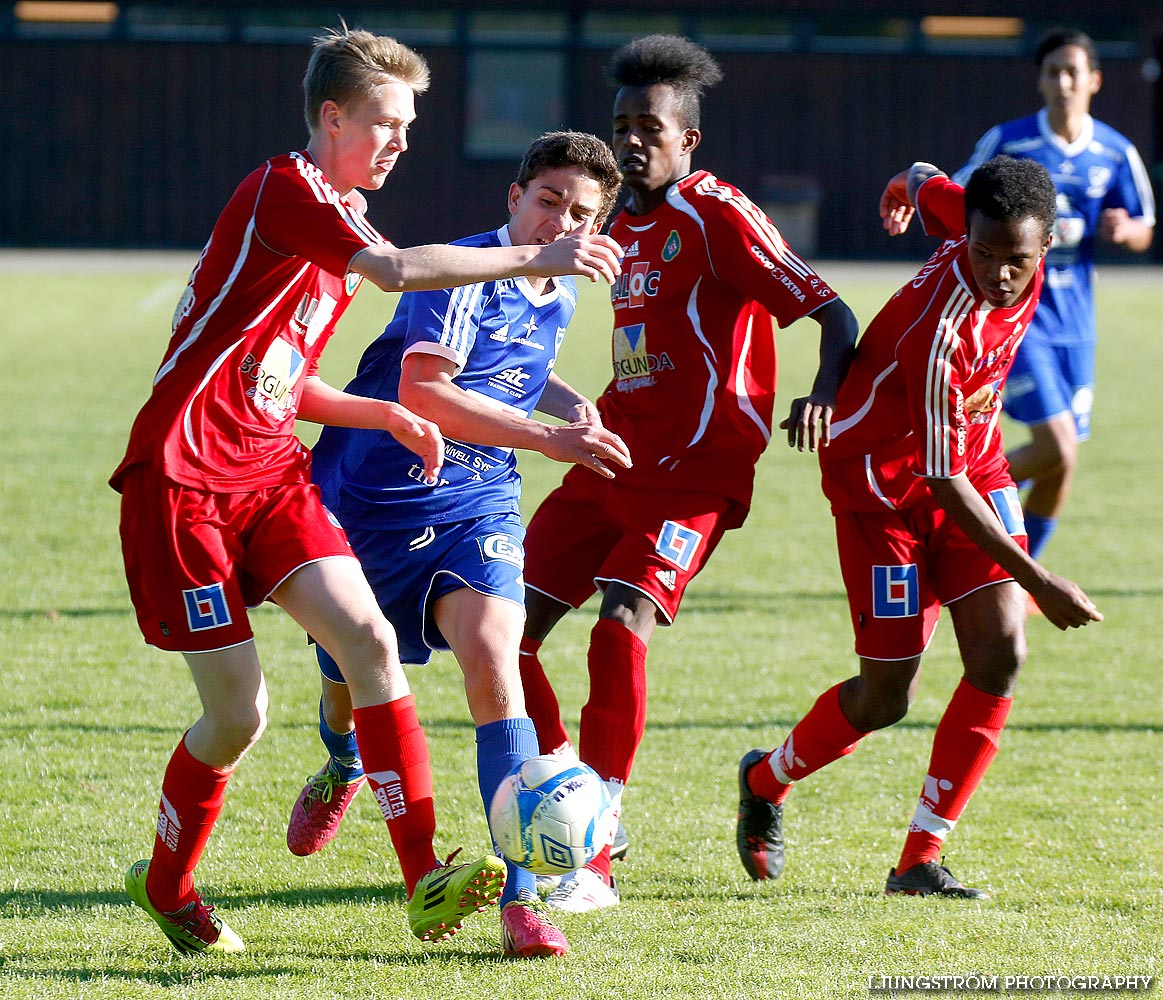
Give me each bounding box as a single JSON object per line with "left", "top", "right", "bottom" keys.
{"left": 490, "top": 323, "right": 510, "bottom": 342}
{"left": 655, "top": 569, "right": 677, "bottom": 591}
{"left": 623, "top": 240, "right": 640, "bottom": 257}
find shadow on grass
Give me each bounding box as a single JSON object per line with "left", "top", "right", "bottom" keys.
{"left": 0, "top": 882, "right": 409, "bottom": 915}
{"left": 6, "top": 946, "right": 512, "bottom": 990}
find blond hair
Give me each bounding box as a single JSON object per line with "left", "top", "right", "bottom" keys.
{"left": 303, "top": 26, "right": 430, "bottom": 131}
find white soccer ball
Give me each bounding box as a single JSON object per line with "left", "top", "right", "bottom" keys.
{"left": 488, "top": 755, "right": 616, "bottom": 876}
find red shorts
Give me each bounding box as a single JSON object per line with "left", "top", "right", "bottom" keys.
{"left": 834, "top": 485, "right": 1027, "bottom": 660}
{"left": 523, "top": 466, "right": 731, "bottom": 623}
{"left": 118, "top": 464, "right": 354, "bottom": 652}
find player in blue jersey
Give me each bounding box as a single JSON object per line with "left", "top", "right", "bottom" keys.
{"left": 953, "top": 28, "right": 1155, "bottom": 565}
{"left": 284, "top": 131, "right": 629, "bottom": 958}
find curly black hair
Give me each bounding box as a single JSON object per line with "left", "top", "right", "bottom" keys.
{"left": 606, "top": 34, "right": 723, "bottom": 130}
{"left": 964, "top": 155, "right": 1057, "bottom": 237}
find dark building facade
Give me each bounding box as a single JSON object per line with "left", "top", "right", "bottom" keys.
{"left": 2, "top": 0, "right": 1160, "bottom": 259}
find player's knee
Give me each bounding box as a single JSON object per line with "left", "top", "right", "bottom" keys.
{"left": 843, "top": 676, "right": 912, "bottom": 731}
{"left": 964, "top": 639, "right": 1025, "bottom": 696}
{"left": 209, "top": 704, "right": 267, "bottom": 757}
{"left": 328, "top": 615, "right": 399, "bottom": 681}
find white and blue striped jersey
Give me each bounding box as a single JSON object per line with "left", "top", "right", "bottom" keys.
{"left": 954, "top": 109, "right": 1155, "bottom": 346}
{"left": 311, "top": 226, "right": 578, "bottom": 529}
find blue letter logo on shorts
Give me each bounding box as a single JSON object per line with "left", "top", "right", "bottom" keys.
{"left": 183, "top": 583, "right": 233, "bottom": 631}
{"left": 479, "top": 533, "right": 524, "bottom": 568}
{"left": 655, "top": 520, "right": 703, "bottom": 571}
{"left": 873, "top": 564, "right": 919, "bottom": 618}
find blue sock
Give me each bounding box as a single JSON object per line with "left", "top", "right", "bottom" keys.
{"left": 476, "top": 717, "right": 539, "bottom": 906}
{"left": 318, "top": 698, "right": 363, "bottom": 782}
{"left": 1024, "top": 512, "right": 1057, "bottom": 560}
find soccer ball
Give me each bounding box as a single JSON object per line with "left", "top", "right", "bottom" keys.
{"left": 488, "top": 755, "right": 616, "bottom": 876}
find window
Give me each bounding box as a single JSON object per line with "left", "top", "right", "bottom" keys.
{"left": 465, "top": 49, "right": 566, "bottom": 158}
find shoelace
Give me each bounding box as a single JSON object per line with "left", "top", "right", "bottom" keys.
{"left": 303, "top": 765, "right": 340, "bottom": 805}
{"left": 167, "top": 899, "right": 220, "bottom": 942}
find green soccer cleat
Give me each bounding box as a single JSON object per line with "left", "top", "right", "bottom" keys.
{"left": 125, "top": 859, "right": 245, "bottom": 954}
{"left": 407, "top": 850, "right": 506, "bottom": 943}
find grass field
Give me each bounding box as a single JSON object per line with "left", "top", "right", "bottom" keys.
{"left": 0, "top": 253, "right": 1159, "bottom": 999}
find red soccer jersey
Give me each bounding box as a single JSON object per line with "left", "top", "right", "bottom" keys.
{"left": 111, "top": 151, "right": 384, "bottom": 493}
{"left": 600, "top": 170, "right": 836, "bottom": 520}
{"left": 820, "top": 174, "right": 1043, "bottom": 513}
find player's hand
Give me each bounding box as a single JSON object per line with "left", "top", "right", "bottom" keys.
{"left": 530, "top": 232, "right": 623, "bottom": 285}
{"left": 779, "top": 394, "right": 836, "bottom": 452}
{"left": 1099, "top": 207, "right": 1133, "bottom": 245}
{"left": 543, "top": 424, "right": 632, "bottom": 478}
{"left": 879, "top": 170, "right": 915, "bottom": 236}
{"left": 1028, "top": 574, "right": 1103, "bottom": 631}
{"left": 564, "top": 398, "right": 603, "bottom": 427}
{"left": 382, "top": 401, "right": 444, "bottom": 481}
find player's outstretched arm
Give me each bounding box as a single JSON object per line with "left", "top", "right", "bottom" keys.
{"left": 350, "top": 233, "right": 623, "bottom": 294}
{"left": 400, "top": 354, "right": 631, "bottom": 478}
{"left": 299, "top": 376, "right": 443, "bottom": 481}
{"left": 780, "top": 298, "right": 859, "bottom": 452}
{"left": 925, "top": 474, "right": 1103, "bottom": 630}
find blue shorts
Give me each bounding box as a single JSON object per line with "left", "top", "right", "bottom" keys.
{"left": 317, "top": 511, "right": 526, "bottom": 680}
{"left": 1003, "top": 336, "right": 1094, "bottom": 440}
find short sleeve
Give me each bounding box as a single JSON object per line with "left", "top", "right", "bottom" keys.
{"left": 399, "top": 283, "right": 489, "bottom": 373}
{"left": 695, "top": 181, "right": 836, "bottom": 328}
{"left": 254, "top": 161, "right": 384, "bottom": 279}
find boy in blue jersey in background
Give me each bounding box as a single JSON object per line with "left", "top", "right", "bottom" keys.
{"left": 285, "top": 131, "right": 629, "bottom": 958}
{"left": 953, "top": 28, "right": 1154, "bottom": 567}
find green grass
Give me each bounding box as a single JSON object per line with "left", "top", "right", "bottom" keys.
{"left": 0, "top": 256, "right": 1159, "bottom": 999}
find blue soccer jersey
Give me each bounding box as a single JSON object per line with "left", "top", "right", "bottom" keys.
{"left": 954, "top": 109, "right": 1155, "bottom": 347}
{"left": 311, "top": 226, "right": 577, "bottom": 529}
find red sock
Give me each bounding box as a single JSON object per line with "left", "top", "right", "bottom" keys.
{"left": 896, "top": 679, "right": 1012, "bottom": 872}
{"left": 748, "top": 683, "right": 865, "bottom": 806}
{"left": 586, "top": 844, "right": 613, "bottom": 882}
{"left": 351, "top": 696, "right": 439, "bottom": 896}
{"left": 145, "top": 735, "right": 231, "bottom": 913}
{"left": 518, "top": 635, "right": 571, "bottom": 754}
{"left": 578, "top": 619, "right": 648, "bottom": 785}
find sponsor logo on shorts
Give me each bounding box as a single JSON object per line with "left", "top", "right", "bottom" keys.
{"left": 479, "top": 533, "right": 524, "bottom": 568}
{"left": 183, "top": 582, "right": 233, "bottom": 631}
{"left": 409, "top": 526, "right": 436, "bottom": 551}
{"left": 655, "top": 521, "right": 702, "bottom": 572}
{"left": 872, "top": 564, "right": 919, "bottom": 618}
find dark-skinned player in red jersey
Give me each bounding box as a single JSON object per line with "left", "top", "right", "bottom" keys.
{"left": 515, "top": 34, "right": 860, "bottom": 913}
{"left": 736, "top": 156, "right": 1101, "bottom": 900}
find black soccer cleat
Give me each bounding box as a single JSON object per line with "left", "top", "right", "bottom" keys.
{"left": 736, "top": 748, "right": 785, "bottom": 881}
{"left": 885, "top": 860, "right": 989, "bottom": 899}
